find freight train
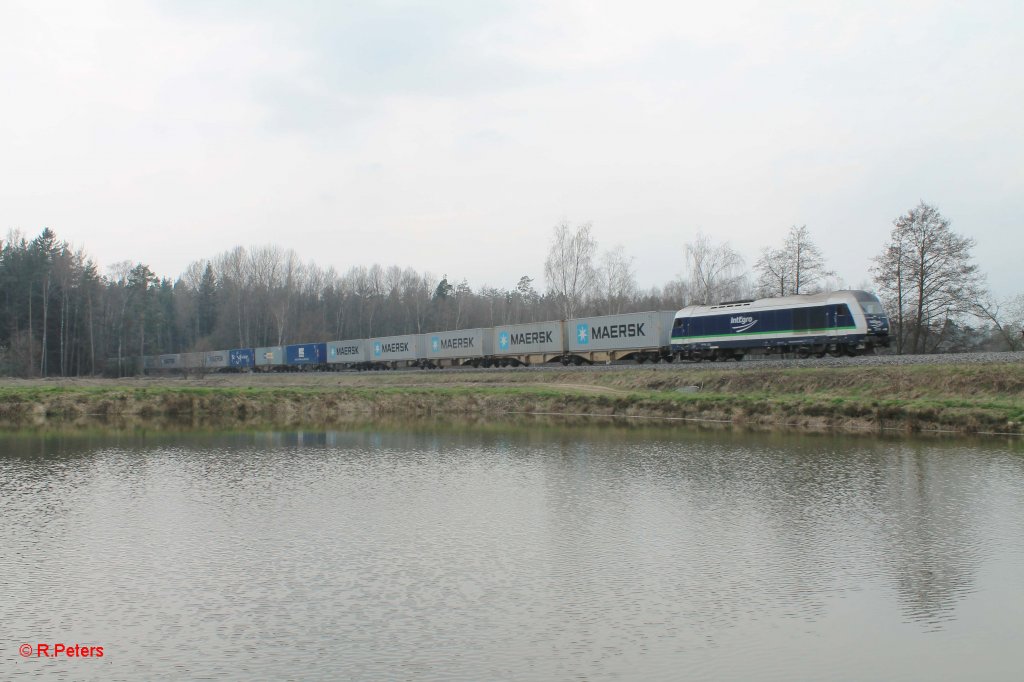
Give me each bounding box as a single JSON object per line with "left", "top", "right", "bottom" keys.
{"left": 140, "top": 290, "right": 888, "bottom": 372}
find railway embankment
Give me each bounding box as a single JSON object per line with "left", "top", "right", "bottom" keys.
{"left": 1, "top": 358, "right": 1022, "bottom": 435}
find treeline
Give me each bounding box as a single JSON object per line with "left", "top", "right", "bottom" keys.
{"left": 0, "top": 232, "right": 681, "bottom": 377}
{"left": 2, "top": 202, "right": 1021, "bottom": 377}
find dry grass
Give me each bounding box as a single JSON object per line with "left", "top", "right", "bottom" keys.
{"left": 1, "top": 361, "right": 1021, "bottom": 435}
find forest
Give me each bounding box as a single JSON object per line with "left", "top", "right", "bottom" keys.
{"left": 1, "top": 203, "right": 1021, "bottom": 377}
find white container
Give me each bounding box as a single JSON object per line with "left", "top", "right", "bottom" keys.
{"left": 493, "top": 321, "right": 566, "bottom": 356}
{"left": 567, "top": 311, "right": 676, "bottom": 352}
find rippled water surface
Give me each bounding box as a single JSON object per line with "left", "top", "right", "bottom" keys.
{"left": 3, "top": 423, "right": 1023, "bottom": 681}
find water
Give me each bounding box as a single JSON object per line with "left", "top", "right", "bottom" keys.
{"left": 2, "top": 422, "right": 1023, "bottom": 681}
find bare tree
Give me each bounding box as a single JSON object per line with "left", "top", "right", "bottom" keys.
{"left": 544, "top": 220, "right": 597, "bottom": 318}
{"left": 754, "top": 225, "right": 833, "bottom": 297}
{"left": 685, "top": 231, "right": 747, "bottom": 305}
{"left": 968, "top": 292, "right": 1023, "bottom": 351}
{"left": 871, "top": 202, "right": 985, "bottom": 354}
{"left": 597, "top": 245, "right": 637, "bottom": 314}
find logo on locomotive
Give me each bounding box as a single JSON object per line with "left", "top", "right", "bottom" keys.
{"left": 730, "top": 316, "right": 757, "bottom": 333}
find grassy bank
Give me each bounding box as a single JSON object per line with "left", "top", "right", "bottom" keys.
{"left": 1, "top": 362, "right": 1021, "bottom": 435}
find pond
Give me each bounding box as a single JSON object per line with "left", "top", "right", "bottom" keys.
{"left": 3, "top": 420, "right": 1023, "bottom": 680}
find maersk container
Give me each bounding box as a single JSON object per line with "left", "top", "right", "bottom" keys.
{"left": 423, "top": 328, "right": 493, "bottom": 360}
{"left": 229, "top": 348, "right": 255, "bottom": 368}
{"left": 327, "top": 339, "right": 367, "bottom": 365}
{"left": 493, "top": 320, "right": 566, "bottom": 356}
{"left": 286, "top": 342, "right": 327, "bottom": 366}
{"left": 567, "top": 311, "right": 676, "bottom": 352}
{"left": 254, "top": 346, "right": 284, "bottom": 368}
{"left": 158, "top": 353, "right": 182, "bottom": 369}
{"left": 369, "top": 334, "right": 422, "bottom": 362}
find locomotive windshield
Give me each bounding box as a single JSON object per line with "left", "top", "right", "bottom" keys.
{"left": 860, "top": 300, "right": 885, "bottom": 315}
{"left": 852, "top": 291, "right": 886, "bottom": 316}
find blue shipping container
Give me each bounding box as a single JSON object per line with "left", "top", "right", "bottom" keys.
{"left": 229, "top": 348, "right": 255, "bottom": 368}
{"left": 285, "top": 343, "right": 326, "bottom": 365}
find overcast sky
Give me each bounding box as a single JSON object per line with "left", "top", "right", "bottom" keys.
{"left": 2, "top": 1, "right": 1021, "bottom": 297}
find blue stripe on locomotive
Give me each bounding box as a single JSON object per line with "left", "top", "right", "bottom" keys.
{"left": 672, "top": 304, "right": 856, "bottom": 345}
{"left": 229, "top": 348, "right": 255, "bottom": 368}
{"left": 285, "top": 342, "right": 327, "bottom": 365}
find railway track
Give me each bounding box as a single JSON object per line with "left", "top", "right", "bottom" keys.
{"left": 364, "top": 350, "right": 1024, "bottom": 374}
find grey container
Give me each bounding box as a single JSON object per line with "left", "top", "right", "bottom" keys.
{"left": 493, "top": 320, "right": 566, "bottom": 356}
{"left": 181, "top": 352, "right": 206, "bottom": 369}
{"left": 369, "top": 334, "right": 422, "bottom": 363}
{"left": 158, "top": 353, "right": 182, "bottom": 369}
{"left": 568, "top": 311, "right": 676, "bottom": 352}
{"left": 327, "top": 339, "right": 368, "bottom": 365}
{"left": 254, "top": 346, "right": 284, "bottom": 368}
{"left": 205, "top": 351, "right": 229, "bottom": 368}
{"left": 423, "top": 328, "right": 493, "bottom": 360}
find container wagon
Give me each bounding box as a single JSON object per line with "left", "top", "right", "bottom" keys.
{"left": 254, "top": 346, "right": 284, "bottom": 372}
{"left": 492, "top": 320, "right": 567, "bottom": 366}
{"left": 229, "top": 348, "right": 255, "bottom": 370}
{"left": 368, "top": 334, "right": 423, "bottom": 369}
{"left": 420, "top": 328, "right": 494, "bottom": 368}
{"left": 327, "top": 339, "right": 368, "bottom": 369}
{"left": 567, "top": 311, "right": 677, "bottom": 364}
{"left": 285, "top": 343, "right": 327, "bottom": 370}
